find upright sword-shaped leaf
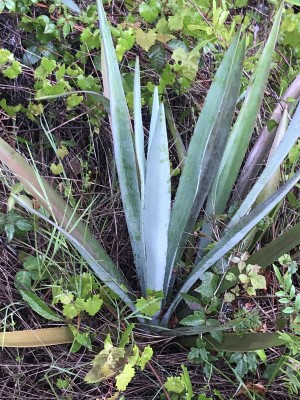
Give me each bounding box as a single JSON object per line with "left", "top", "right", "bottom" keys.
{"left": 164, "top": 33, "right": 245, "bottom": 299}
{"left": 144, "top": 103, "right": 171, "bottom": 292}
{"left": 96, "top": 0, "right": 146, "bottom": 293}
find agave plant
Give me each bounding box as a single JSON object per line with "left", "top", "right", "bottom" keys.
{"left": 1, "top": 1, "right": 300, "bottom": 347}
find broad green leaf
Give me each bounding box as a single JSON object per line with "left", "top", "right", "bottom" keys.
{"left": 0, "top": 327, "right": 73, "bottom": 347}
{"left": 96, "top": 0, "right": 146, "bottom": 293}
{"left": 19, "top": 290, "right": 61, "bottom": 321}
{"left": 144, "top": 103, "right": 170, "bottom": 292}
{"left": 229, "top": 100, "right": 300, "bottom": 227}
{"left": 205, "top": 4, "right": 283, "bottom": 219}
{"left": 14, "top": 270, "right": 31, "bottom": 290}
{"left": 162, "top": 169, "right": 300, "bottom": 325}
{"left": 165, "top": 32, "right": 245, "bottom": 299}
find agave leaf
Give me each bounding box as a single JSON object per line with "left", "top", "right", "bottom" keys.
{"left": 162, "top": 169, "right": 300, "bottom": 325}
{"left": 235, "top": 73, "right": 300, "bottom": 200}
{"left": 134, "top": 57, "right": 146, "bottom": 185}
{"left": 229, "top": 101, "right": 300, "bottom": 227}
{"left": 144, "top": 103, "right": 171, "bottom": 292}
{"left": 0, "top": 327, "right": 73, "bottom": 347}
{"left": 147, "top": 87, "right": 160, "bottom": 160}
{"left": 164, "top": 32, "right": 245, "bottom": 298}
{"left": 61, "top": 0, "right": 80, "bottom": 13}
{"left": 0, "top": 139, "right": 135, "bottom": 308}
{"left": 255, "top": 106, "right": 288, "bottom": 205}
{"left": 205, "top": 4, "right": 283, "bottom": 218}
{"left": 96, "top": 0, "right": 146, "bottom": 292}
{"left": 165, "top": 104, "right": 186, "bottom": 164}
{"left": 13, "top": 195, "right": 137, "bottom": 311}
{"left": 204, "top": 332, "right": 292, "bottom": 352}
{"left": 150, "top": 318, "right": 244, "bottom": 337}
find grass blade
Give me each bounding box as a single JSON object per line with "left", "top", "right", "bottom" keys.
{"left": 162, "top": 169, "right": 300, "bottom": 325}
{"left": 96, "top": 0, "right": 146, "bottom": 292}
{"left": 205, "top": 3, "right": 283, "bottom": 217}
{"left": 165, "top": 33, "right": 245, "bottom": 297}
{"left": 0, "top": 327, "right": 73, "bottom": 347}
{"left": 144, "top": 104, "right": 171, "bottom": 292}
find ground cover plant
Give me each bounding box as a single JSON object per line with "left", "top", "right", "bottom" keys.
{"left": 1, "top": 0, "right": 300, "bottom": 398}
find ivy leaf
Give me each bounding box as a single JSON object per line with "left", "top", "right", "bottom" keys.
{"left": 66, "top": 94, "right": 83, "bottom": 110}
{"left": 168, "top": 14, "right": 184, "bottom": 31}
{"left": 135, "top": 291, "right": 163, "bottom": 316}
{"left": 139, "top": 0, "right": 161, "bottom": 23}
{"left": 165, "top": 376, "right": 185, "bottom": 394}
{"left": 85, "top": 295, "right": 103, "bottom": 316}
{"left": 34, "top": 58, "right": 56, "bottom": 80}
{"left": 135, "top": 29, "right": 157, "bottom": 51}
{"left": 56, "top": 145, "right": 69, "bottom": 159}
{"left": 115, "top": 364, "right": 135, "bottom": 391}
{"left": 50, "top": 163, "right": 64, "bottom": 175}
{"left": 63, "top": 302, "right": 81, "bottom": 318}
{"left": 138, "top": 345, "right": 153, "bottom": 370}
{"left": 3, "top": 61, "right": 22, "bottom": 79}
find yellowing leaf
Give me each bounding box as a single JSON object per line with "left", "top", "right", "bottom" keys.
{"left": 135, "top": 29, "right": 157, "bottom": 51}
{"left": 156, "top": 33, "right": 175, "bottom": 43}
{"left": 250, "top": 274, "right": 266, "bottom": 290}
{"left": 50, "top": 163, "right": 64, "bottom": 175}
{"left": 56, "top": 145, "right": 69, "bottom": 159}
{"left": 115, "top": 364, "right": 135, "bottom": 391}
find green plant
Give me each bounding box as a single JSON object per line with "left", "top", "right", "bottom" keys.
{"left": 84, "top": 329, "right": 153, "bottom": 393}
{"left": 1, "top": 1, "right": 300, "bottom": 350}
{"left": 274, "top": 254, "right": 300, "bottom": 333}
